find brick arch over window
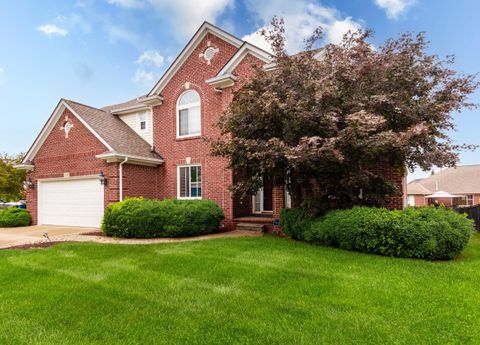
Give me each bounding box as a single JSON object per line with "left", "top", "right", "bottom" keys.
{"left": 176, "top": 89, "right": 201, "bottom": 138}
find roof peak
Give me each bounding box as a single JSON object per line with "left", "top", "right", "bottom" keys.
{"left": 63, "top": 99, "right": 105, "bottom": 113}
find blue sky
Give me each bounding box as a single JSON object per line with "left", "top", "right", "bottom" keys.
{"left": 0, "top": 0, "right": 478, "bottom": 180}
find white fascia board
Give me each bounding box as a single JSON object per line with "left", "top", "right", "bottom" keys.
{"left": 110, "top": 96, "right": 163, "bottom": 115}
{"left": 96, "top": 152, "right": 164, "bottom": 166}
{"left": 216, "top": 43, "right": 272, "bottom": 77}
{"left": 148, "top": 21, "right": 243, "bottom": 97}
{"left": 22, "top": 100, "right": 65, "bottom": 163}
{"left": 111, "top": 104, "right": 150, "bottom": 115}
{"left": 205, "top": 74, "right": 237, "bottom": 89}
{"left": 14, "top": 164, "right": 35, "bottom": 171}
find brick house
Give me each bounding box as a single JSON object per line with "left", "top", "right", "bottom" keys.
{"left": 407, "top": 165, "right": 480, "bottom": 207}
{"left": 17, "top": 22, "right": 406, "bottom": 231}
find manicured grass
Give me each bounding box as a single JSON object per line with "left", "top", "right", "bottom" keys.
{"left": 1, "top": 234, "right": 480, "bottom": 344}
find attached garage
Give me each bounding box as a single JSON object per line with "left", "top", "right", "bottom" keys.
{"left": 38, "top": 177, "right": 104, "bottom": 228}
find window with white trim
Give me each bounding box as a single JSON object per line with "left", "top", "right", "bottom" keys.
{"left": 138, "top": 112, "right": 147, "bottom": 131}
{"left": 466, "top": 194, "right": 473, "bottom": 206}
{"left": 177, "top": 90, "right": 201, "bottom": 137}
{"left": 178, "top": 165, "right": 202, "bottom": 199}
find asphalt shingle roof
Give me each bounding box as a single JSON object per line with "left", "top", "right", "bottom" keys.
{"left": 407, "top": 165, "right": 480, "bottom": 195}
{"left": 64, "top": 99, "right": 161, "bottom": 160}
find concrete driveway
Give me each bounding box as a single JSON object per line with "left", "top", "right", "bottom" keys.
{"left": 0, "top": 225, "right": 97, "bottom": 248}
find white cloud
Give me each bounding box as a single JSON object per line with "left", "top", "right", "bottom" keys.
{"left": 107, "top": 0, "right": 145, "bottom": 8}
{"left": 327, "top": 17, "right": 362, "bottom": 44}
{"left": 133, "top": 68, "right": 156, "bottom": 85}
{"left": 105, "top": 0, "right": 234, "bottom": 37}
{"left": 106, "top": 24, "right": 142, "bottom": 47}
{"left": 374, "top": 0, "right": 416, "bottom": 19}
{"left": 243, "top": 0, "right": 363, "bottom": 53}
{"left": 37, "top": 24, "right": 69, "bottom": 37}
{"left": 243, "top": 28, "right": 273, "bottom": 53}
{"left": 56, "top": 13, "right": 92, "bottom": 33}
{"left": 137, "top": 50, "right": 164, "bottom": 67}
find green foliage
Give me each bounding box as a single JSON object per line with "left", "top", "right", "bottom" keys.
{"left": 303, "top": 206, "right": 473, "bottom": 260}
{"left": 0, "top": 153, "right": 26, "bottom": 202}
{"left": 102, "top": 197, "right": 225, "bottom": 238}
{"left": 212, "top": 18, "right": 478, "bottom": 214}
{"left": 280, "top": 208, "right": 313, "bottom": 241}
{"left": 0, "top": 208, "right": 32, "bottom": 227}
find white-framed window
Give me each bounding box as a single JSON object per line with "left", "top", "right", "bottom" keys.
{"left": 177, "top": 90, "right": 201, "bottom": 138}
{"left": 407, "top": 195, "right": 415, "bottom": 206}
{"left": 138, "top": 112, "right": 147, "bottom": 131}
{"left": 177, "top": 165, "right": 202, "bottom": 199}
{"left": 466, "top": 194, "right": 473, "bottom": 206}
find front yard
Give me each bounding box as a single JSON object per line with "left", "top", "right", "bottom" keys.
{"left": 0, "top": 234, "right": 479, "bottom": 344}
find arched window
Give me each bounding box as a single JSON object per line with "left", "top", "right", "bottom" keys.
{"left": 177, "top": 90, "right": 201, "bottom": 137}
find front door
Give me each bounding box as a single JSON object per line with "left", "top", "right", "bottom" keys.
{"left": 253, "top": 179, "right": 273, "bottom": 213}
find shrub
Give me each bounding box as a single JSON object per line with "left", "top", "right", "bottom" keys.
{"left": 102, "top": 198, "right": 225, "bottom": 238}
{"left": 280, "top": 208, "right": 314, "bottom": 241}
{"left": 0, "top": 208, "right": 32, "bottom": 227}
{"left": 302, "top": 206, "right": 473, "bottom": 260}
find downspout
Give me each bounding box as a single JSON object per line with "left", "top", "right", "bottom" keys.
{"left": 119, "top": 156, "right": 129, "bottom": 201}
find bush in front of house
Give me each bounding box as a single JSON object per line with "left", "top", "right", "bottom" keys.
{"left": 102, "top": 197, "right": 225, "bottom": 238}
{"left": 282, "top": 206, "right": 473, "bottom": 260}
{"left": 280, "top": 208, "right": 314, "bottom": 241}
{"left": 0, "top": 208, "right": 32, "bottom": 227}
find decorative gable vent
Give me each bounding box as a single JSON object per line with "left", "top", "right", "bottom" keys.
{"left": 60, "top": 116, "right": 74, "bottom": 138}
{"left": 199, "top": 41, "right": 219, "bottom": 65}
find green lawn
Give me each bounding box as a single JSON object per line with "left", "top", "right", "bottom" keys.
{"left": 1, "top": 234, "right": 480, "bottom": 345}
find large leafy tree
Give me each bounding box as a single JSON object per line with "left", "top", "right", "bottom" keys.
{"left": 212, "top": 18, "right": 478, "bottom": 213}
{"left": 0, "top": 153, "right": 26, "bottom": 201}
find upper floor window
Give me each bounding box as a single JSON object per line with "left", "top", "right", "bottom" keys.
{"left": 177, "top": 90, "right": 200, "bottom": 138}
{"left": 138, "top": 112, "right": 147, "bottom": 131}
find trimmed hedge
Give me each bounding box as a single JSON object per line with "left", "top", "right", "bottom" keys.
{"left": 280, "top": 208, "right": 313, "bottom": 241}
{"left": 0, "top": 208, "right": 32, "bottom": 227}
{"left": 102, "top": 198, "right": 224, "bottom": 238}
{"left": 281, "top": 206, "right": 473, "bottom": 260}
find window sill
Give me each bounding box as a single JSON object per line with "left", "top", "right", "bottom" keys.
{"left": 177, "top": 197, "right": 202, "bottom": 200}
{"left": 176, "top": 135, "right": 202, "bottom": 142}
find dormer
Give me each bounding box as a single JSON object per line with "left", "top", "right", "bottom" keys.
{"left": 108, "top": 95, "right": 162, "bottom": 146}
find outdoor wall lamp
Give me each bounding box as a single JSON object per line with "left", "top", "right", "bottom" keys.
{"left": 99, "top": 172, "right": 107, "bottom": 186}
{"left": 24, "top": 178, "right": 35, "bottom": 190}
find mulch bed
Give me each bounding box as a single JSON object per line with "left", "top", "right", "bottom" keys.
{"left": 3, "top": 241, "right": 69, "bottom": 250}
{"left": 80, "top": 231, "right": 105, "bottom": 236}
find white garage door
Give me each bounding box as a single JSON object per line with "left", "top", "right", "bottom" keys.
{"left": 38, "top": 178, "right": 104, "bottom": 227}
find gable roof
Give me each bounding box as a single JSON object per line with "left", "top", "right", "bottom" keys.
{"left": 407, "top": 181, "right": 432, "bottom": 195}
{"left": 22, "top": 99, "right": 162, "bottom": 165}
{"left": 148, "top": 21, "right": 244, "bottom": 96}
{"left": 216, "top": 42, "right": 272, "bottom": 76}
{"left": 407, "top": 165, "right": 480, "bottom": 195}
{"left": 64, "top": 100, "right": 162, "bottom": 160}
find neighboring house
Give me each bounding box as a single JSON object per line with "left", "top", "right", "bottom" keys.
{"left": 16, "top": 22, "right": 406, "bottom": 230}
{"left": 407, "top": 165, "right": 480, "bottom": 207}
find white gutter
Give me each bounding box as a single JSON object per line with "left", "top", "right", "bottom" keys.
{"left": 119, "top": 157, "right": 129, "bottom": 201}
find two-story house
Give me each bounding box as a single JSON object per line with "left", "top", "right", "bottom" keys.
{"left": 16, "top": 22, "right": 406, "bottom": 231}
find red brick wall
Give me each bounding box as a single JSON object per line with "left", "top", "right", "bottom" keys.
{"left": 26, "top": 31, "right": 408, "bottom": 230}
{"left": 26, "top": 108, "right": 128, "bottom": 224}
{"left": 414, "top": 195, "right": 427, "bottom": 206}
{"left": 122, "top": 164, "right": 160, "bottom": 200}
{"left": 152, "top": 33, "right": 246, "bottom": 228}
{"left": 375, "top": 166, "right": 405, "bottom": 210}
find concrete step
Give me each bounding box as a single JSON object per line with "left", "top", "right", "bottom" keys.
{"left": 235, "top": 222, "right": 266, "bottom": 233}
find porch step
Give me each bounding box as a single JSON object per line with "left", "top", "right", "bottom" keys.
{"left": 235, "top": 222, "right": 266, "bottom": 233}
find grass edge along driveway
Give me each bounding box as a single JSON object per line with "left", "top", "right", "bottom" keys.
{"left": 0, "top": 234, "right": 479, "bottom": 344}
